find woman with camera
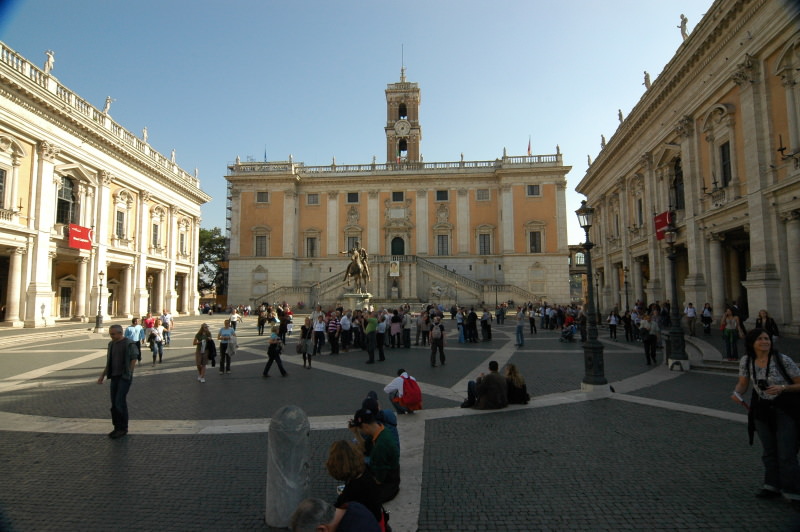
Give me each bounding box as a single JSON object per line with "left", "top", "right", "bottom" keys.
{"left": 731, "top": 328, "right": 800, "bottom": 507}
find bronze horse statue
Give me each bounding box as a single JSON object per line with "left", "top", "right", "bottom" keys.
{"left": 343, "top": 249, "right": 369, "bottom": 293}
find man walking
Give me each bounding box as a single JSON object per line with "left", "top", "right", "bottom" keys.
{"left": 124, "top": 317, "right": 145, "bottom": 362}
{"left": 97, "top": 324, "right": 137, "bottom": 439}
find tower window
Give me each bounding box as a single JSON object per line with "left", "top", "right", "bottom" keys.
{"left": 346, "top": 192, "right": 359, "bottom": 204}
{"left": 256, "top": 191, "right": 269, "bottom": 203}
{"left": 720, "top": 142, "right": 732, "bottom": 187}
{"left": 398, "top": 103, "right": 407, "bottom": 120}
{"left": 392, "top": 191, "right": 404, "bottom": 202}
{"left": 435, "top": 190, "right": 449, "bottom": 202}
{"left": 307, "top": 193, "right": 319, "bottom": 205}
{"left": 526, "top": 184, "right": 541, "bottom": 197}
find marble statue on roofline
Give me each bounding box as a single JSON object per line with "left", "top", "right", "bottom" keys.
{"left": 678, "top": 14, "right": 689, "bottom": 41}
{"left": 43, "top": 50, "right": 54, "bottom": 74}
{"left": 643, "top": 71, "right": 651, "bottom": 89}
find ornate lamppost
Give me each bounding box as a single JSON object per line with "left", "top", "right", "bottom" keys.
{"left": 594, "top": 271, "right": 601, "bottom": 319}
{"left": 576, "top": 201, "right": 607, "bottom": 388}
{"left": 94, "top": 271, "right": 105, "bottom": 333}
{"left": 664, "top": 221, "right": 688, "bottom": 369}
{"left": 623, "top": 266, "right": 630, "bottom": 313}
{"left": 147, "top": 274, "right": 154, "bottom": 314}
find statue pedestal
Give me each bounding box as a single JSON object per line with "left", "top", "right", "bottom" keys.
{"left": 343, "top": 292, "right": 372, "bottom": 312}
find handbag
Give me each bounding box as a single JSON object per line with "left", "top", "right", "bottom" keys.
{"left": 295, "top": 342, "right": 304, "bottom": 355}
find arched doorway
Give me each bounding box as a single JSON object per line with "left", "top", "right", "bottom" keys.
{"left": 391, "top": 237, "right": 404, "bottom": 255}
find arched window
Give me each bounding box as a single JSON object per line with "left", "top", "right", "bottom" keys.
{"left": 398, "top": 104, "right": 407, "bottom": 120}
{"left": 391, "top": 237, "right": 405, "bottom": 255}
{"left": 56, "top": 176, "right": 78, "bottom": 224}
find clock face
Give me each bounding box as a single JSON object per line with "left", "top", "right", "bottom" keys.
{"left": 394, "top": 120, "right": 411, "bottom": 136}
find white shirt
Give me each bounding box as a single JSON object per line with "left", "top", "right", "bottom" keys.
{"left": 384, "top": 372, "right": 414, "bottom": 397}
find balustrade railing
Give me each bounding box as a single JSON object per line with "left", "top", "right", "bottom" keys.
{"left": 0, "top": 40, "right": 204, "bottom": 192}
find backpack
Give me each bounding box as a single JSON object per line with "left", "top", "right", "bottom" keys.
{"left": 401, "top": 376, "right": 422, "bottom": 410}
{"left": 431, "top": 324, "right": 443, "bottom": 339}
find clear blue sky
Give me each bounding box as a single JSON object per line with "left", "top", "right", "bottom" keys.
{"left": 1, "top": 0, "right": 713, "bottom": 244}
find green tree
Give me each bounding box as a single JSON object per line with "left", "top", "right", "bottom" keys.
{"left": 198, "top": 227, "right": 227, "bottom": 293}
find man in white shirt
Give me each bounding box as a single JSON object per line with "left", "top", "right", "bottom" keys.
{"left": 684, "top": 302, "right": 698, "bottom": 336}
{"left": 340, "top": 310, "right": 352, "bottom": 352}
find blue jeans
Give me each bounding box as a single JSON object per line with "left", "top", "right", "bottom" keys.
{"left": 387, "top": 390, "right": 410, "bottom": 414}
{"left": 109, "top": 376, "right": 131, "bottom": 431}
{"left": 150, "top": 340, "right": 163, "bottom": 362}
{"left": 755, "top": 406, "right": 800, "bottom": 498}
{"left": 515, "top": 324, "right": 524, "bottom": 346}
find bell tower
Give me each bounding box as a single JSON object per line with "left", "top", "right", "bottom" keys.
{"left": 385, "top": 67, "right": 421, "bottom": 163}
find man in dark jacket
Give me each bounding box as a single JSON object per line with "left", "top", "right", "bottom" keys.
{"left": 97, "top": 324, "right": 138, "bottom": 439}
{"left": 461, "top": 360, "right": 508, "bottom": 409}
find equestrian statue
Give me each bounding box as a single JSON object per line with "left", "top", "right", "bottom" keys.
{"left": 341, "top": 241, "right": 370, "bottom": 294}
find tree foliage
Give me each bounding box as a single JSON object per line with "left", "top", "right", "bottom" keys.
{"left": 198, "top": 227, "right": 227, "bottom": 293}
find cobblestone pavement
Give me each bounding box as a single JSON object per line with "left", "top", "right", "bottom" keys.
{"left": 1, "top": 316, "right": 799, "bottom": 531}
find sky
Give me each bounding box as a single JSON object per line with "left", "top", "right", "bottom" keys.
{"left": 0, "top": 0, "right": 714, "bottom": 245}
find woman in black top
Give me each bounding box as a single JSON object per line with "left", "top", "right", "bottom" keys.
{"left": 326, "top": 440, "right": 382, "bottom": 523}
{"left": 505, "top": 363, "right": 530, "bottom": 404}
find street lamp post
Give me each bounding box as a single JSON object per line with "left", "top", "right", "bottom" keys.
{"left": 94, "top": 271, "right": 105, "bottom": 333}
{"left": 664, "top": 222, "right": 688, "bottom": 369}
{"left": 623, "top": 266, "right": 630, "bottom": 313}
{"left": 594, "top": 271, "right": 601, "bottom": 319}
{"left": 147, "top": 274, "right": 154, "bottom": 314}
{"left": 576, "top": 200, "right": 607, "bottom": 388}
{"left": 455, "top": 280, "right": 459, "bottom": 308}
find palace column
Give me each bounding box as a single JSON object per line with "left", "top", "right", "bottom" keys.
{"left": 9, "top": 151, "right": 22, "bottom": 223}
{"left": 415, "top": 189, "right": 428, "bottom": 255}
{"left": 3, "top": 247, "right": 26, "bottom": 327}
{"left": 134, "top": 191, "right": 151, "bottom": 316}
{"left": 73, "top": 256, "right": 89, "bottom": 321}
{"left": 119, "top": 264, "right": 133, "bottom": 317}
{"left": 708, "top": 233, "right": 726, "bottom": 320}
{"left": 25, "top": 141, "right": 60, "bottom": 327}
{"left": 282, "top": 191, "right": 297, "bottom": 257}
{"left": 456, "top": 188, "right": 469, "bottom": 254}
{"left": 189, "top": 216, "right": 201, "bottom": 314}
{"left": 784, "top": 212, "right": 800, "bottom": 328}
{"left": 182, "top": 270, "right": 191, "bottom": 314}
{"left": 92, "top": 171, "right": 111, "bottom": 322}
{"left": 165, "top": 206, "right": 178, "bottom": 314}
{"left": 326, "top": 192, "right": 339, "bottom": 256}
{"left": 367, "top": 191, "right": 379, "bottom": 254}
{"left": 633, "top": 256, "right": 644, "bottom": 305}
{"left": 500, "top": 185, "right": 514, "bottom": 253}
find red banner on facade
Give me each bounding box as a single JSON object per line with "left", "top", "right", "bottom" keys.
{"left": 653, "top": 211, "right": 673, "bottom": 241}
{"left": 68, "top": 224, "right": 93, "bottom": 250}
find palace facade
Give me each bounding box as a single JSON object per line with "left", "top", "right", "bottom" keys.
{"left": 0, "top": 42, "right": 210, "bottom": 327}
{"left": 576, "top": 0, "right": 800, "bottom": 332}
{"left": 225, "top": 70, "right": 571, "bottom": 308}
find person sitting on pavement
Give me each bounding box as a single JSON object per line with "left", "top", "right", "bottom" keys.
{"left": 362, "top": 391, "right": 399, "bottom": 449}
{"left": 505, "top": 363, "right": 530, "bottom": 405}
{"left": 461, "top": 360, "right": 508, "bottom": 409}
{"left": 325, "top": 440, "right": 385, "bottom": 526}
{"left": 348, "top": 407, "right": 400, "bottom": 503}
{"left": 383, "top": 368, "right": 421, "bottom": 415}
{"left": 291, "top": 497, "right": 380, "bottom": 532}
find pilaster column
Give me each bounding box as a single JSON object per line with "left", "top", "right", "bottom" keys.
{"left": 783, "top": 212, "right": 800, "bottom": 326}
{"left": 73, "top": 256, "right": 89, "bottom": 321}
{"left": 415, "top": 189, "right": 428, "bottom": 255}
{"left": 190, "top": 216, "right": 201, "bottom": 314}
{"left": 611, "top": 264, "right": 620, "bottom": 310}
{"left": 501, "top": 185, "right": 514, "bottom": 253}
{"left": 456, "top": 188, "right": 469, "bottom": 254}
{"left": 326, "top": 192, "right": 339, "bottom": 256}
{"left": 708, "top": 233, "right": 725, "bottom": 320}
{"left": 121, "top": 264, "right": 133, "bottom": 317}
{"left": 134, "top": 191, "right": 150, "bottom": 316}
{"left": 166, "top": 206, "right": 178, "bottom": 314}
{"left": 182, "top": 271, "right": 191, "bottom": 314}
{"left": 25, "top": 141, "right": 60, "bottom": 327}
{"left": 633, "top": 256, "right": 644, "bottom": 305}
{"left": 367, "top": 191, "right": 379, "bottom": 254}
{"left": 9, "top": 153, "right": 21, "bottom": 223}
{"left": 92, "top": 171, "right": 112, "bottom": 321}
{"left": 283, "top": 191, "right": 297, "bottom": 257}
{"left": 3, "top": 247, "right": 26, "bottom": 327}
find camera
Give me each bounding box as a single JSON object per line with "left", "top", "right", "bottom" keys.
{"left": 757, "top": 379, "right": 769, "bottom": 391}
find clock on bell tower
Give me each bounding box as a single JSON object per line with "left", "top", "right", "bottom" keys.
{"left": 385, "top": 67, "right": 421, "bottom": 163}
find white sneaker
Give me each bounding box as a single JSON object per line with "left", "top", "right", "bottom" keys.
{"left": 197, "top": 376, "right": 201, "bottom": 382}
{"left": 200, "top": 377, "right": 206, "bottom": 383}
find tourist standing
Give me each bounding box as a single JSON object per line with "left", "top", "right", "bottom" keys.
{"left": 97, "top": 324, "right": 137, "bottom": 439}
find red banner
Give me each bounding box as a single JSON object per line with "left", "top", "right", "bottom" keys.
{"left": 68, "top": 224, "right": 93, "bottom": 250}
{"left": 653, "top": 211, "right": 673, "bottom": 241}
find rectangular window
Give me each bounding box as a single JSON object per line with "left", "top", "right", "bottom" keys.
{"left": 152, "top": 224, "right": 160, "bottom": 248}
{"left": 115, "top": 210, "right": 125, "bottom": 238}
{"left": 0, "top": 168, "right": 5, "bottom": 209}
{"left": 306, "top": 237, "right": 318, "bottom": 258}
{"left": 436, "top": 235, "right": 449, "bottom": 256}
{"left": 255, "top": 235, "right": 267, "bottom": 257}
{"left": 435, "top": 190, "right": 449, "bottom": 201}
{"left": 346, "top": 192, "right": 359, "bottom": 204}
{"left": 527, "top": 184, "right": 541, "bottom": 197}
{"left": 392, "top": 191, "right": 404, "bottom": 202}
{"left": 529, "top": 231, "right": 542, "bottom": 253}
{"left": 307, "top": 193, "right": 319, "bottom": 205}
{"left": 637, "top": 199, "right": 644, "bottom": 226}
{"left": 719, "top": 142, "right": 732, "bottom": 187}
{"left": 479, "top": 234, "right": 491, "bottom": 255}
{"left": 476, "top": 189, "right": 490, "bottom": 201}
{"left": 256, "top": 191, "right": 269, "bottom": 203}
{"left": 346, "top": 236, "right": 359, "bottom": 250}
